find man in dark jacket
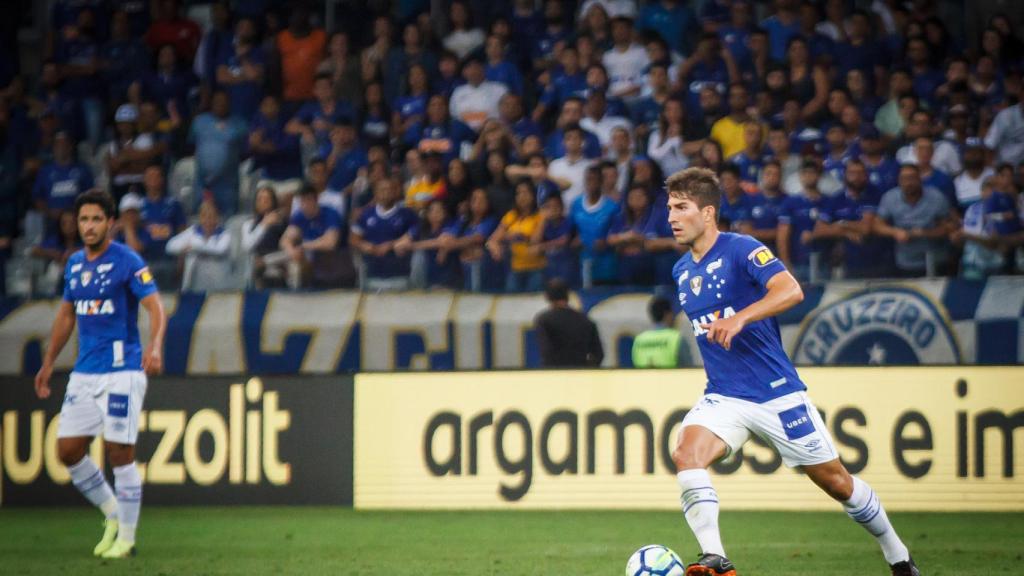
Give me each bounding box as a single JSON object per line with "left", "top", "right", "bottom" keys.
{"left": 534, "top": 279, "right": 604, "bottom": 367}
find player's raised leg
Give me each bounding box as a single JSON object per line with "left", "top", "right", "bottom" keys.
{"left": 672, "top": 422, "right": 737, "bottom": 576}
{"left": 58, "top": 436, "right": 120, "bottom": 556}
{"left": 803, "top": 460, "right": 921, "bottom": 576}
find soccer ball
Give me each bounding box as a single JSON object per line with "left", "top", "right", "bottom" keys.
{"left": 626, "top": 544, "right": 686, "bottom": 576}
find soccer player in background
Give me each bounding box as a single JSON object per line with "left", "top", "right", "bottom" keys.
{"left": 34, "top": 189, "right": 166, "bottom": 559}
{"left": 664, "top": 168, "right": 919, "bottom": 576}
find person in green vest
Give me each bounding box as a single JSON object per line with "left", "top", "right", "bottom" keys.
{"left": 632, "top": 296, "right": 690, "bottom": 368}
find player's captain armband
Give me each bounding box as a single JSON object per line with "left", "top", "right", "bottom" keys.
{"left": 747, "top": 246, "right": 778, "bottom": 267}
{"left": 134, "top": 267, "right": 154, "bottom": 284}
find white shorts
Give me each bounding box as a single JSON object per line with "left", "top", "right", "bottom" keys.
{"left": 57, "top": 371, "right": 147, "bottom": 445}
{"left": 682, "top": 391, "right": 838, "bottom": 468}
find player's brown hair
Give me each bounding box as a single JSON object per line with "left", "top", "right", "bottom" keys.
{"left": 665, "top": 167, "right": 721, "bottom": 220}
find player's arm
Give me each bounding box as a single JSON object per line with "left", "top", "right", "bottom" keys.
{"left": 702, "top": 271, "right": 804, "bottom": 350}
{"left": 34, "top": 301, "right": 76, "bottom": 398}
{"left": 140, "top": 293, "right": 166, "bottom": 375}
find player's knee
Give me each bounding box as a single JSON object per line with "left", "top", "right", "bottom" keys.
{"left": 823, "top": 470, "right": 854, "bottom": 501}
{"left": 672, "top": 444, "right": 707, "bottom": 470}
{"left": 105, "top": 443, "right": 135, "bottom": 467}
{"left": 58, "top": 442, "right": 87, "bottom": 467}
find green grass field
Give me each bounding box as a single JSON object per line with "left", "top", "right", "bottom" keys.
{"left": 1, "top": 508, "right": 1021, "bottom": 575}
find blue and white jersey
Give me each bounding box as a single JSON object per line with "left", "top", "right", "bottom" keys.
{"left": 62, "top": 242, "right": 158, "bottom": 374}
{"left": 672, "top": 232, "right": 805, "bottom": 402}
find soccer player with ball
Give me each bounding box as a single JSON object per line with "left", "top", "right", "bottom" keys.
{"left": 658, "top": 167, "right": 920, "bottom": 576}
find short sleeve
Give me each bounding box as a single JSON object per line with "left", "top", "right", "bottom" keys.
{"left": 500, "top": 211, "right": 516, "bottom": 228}
{"left": 126, "top": 250, "right": 159, "bottom": 298}
{"left": 777, "top": 198, "right": 793, "bottom": 224}
{"left": 323, "top": 207, "right": 342, "bottom": 231}
{"left": 61, "top": 259, "right": 75, "bottom": 302}
{"left": 876, "top": 192, "right": 894, "bottom": 221}
{"left": 932, "top": 190, "right": 951, "bottom": 217}
{"left": 472, "top": 217, "right": 499, "bottom": 239}
{"left": 402, "top": 210, "right": 419, "bottom": 235}
{"left": 734, "top": 235, "right": 787, "bottom": 288}
{"left": 816, "top": 201, "right": 833, "bottom": 224}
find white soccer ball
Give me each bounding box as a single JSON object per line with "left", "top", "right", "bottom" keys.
{"left": 626, "top": 544, "right": 686, "bottom": 576}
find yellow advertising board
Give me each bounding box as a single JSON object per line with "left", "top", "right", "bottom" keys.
{"left": 354, "top": 367, "right": 1024, "bottom": 511}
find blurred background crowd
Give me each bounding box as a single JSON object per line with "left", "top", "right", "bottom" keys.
{"left": 0, "top": 0, "right": 1022, "bottom": 296}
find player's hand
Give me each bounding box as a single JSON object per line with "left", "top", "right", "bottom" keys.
{"left": 700, "top": 315, "right": 747, "bottom": 350}
{"left": 142, "top": 344, "right": 163, "bottom": 375}
{"left": 34, "top": 364, "right": 53, "bottom": 399}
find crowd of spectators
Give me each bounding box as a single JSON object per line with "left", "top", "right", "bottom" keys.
{"left": 2, "top": 0, "right": 1024, "bottom": 297}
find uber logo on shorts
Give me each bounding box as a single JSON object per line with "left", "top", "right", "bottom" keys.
{"left": 108, "top": 394, "right": 129, "bottom": 417}
{"left": 778, "top": 404, "right": 815, "bottom": 440}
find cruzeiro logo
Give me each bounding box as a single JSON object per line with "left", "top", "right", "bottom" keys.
{"left": 792, "top": 286, "right": 960, "bottom": 365}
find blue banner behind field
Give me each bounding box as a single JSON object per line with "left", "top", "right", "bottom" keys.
{"left": 1, "top": 277, "right": 1022, "bottom": 375}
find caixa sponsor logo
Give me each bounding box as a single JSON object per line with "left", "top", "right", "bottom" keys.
{"left": 793, "top": 287, "right": 960, "bottom": 365}
{"left": 75, "top": 299, "right": 115, "bottom": 315}
{"left": 691, "top": 307, "right": 736, "bottom": 337}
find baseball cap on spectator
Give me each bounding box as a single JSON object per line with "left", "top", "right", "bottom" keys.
{"left": 118, "top": 192, "right": 144, "bottom": 212}
{"left": 115, "top": 104, "right": 138, "bottom": 124}
{"left": 536, "top": 179, "right": 560, "bottom": 204}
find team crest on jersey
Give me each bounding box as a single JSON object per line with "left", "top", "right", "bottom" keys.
{"left": 792, "top": 286, "right": 960, "bottom": 365}
{"left": 748, "top": 246, "right": 777, "bottom": 267}
{"left": 81, "top": 271, "right": 92, "bottom": 286}
{"left": 705, "top": 258, "right": 723, "bottom": 274}
{"left": 690, "top": 275, "right": 702, "bottom": 296}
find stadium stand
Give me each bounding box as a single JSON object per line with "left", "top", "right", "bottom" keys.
{"left": 1, "top": 0, "right": 1023, "bottom": 298}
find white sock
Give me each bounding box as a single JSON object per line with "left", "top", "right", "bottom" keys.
{"left": 68, "top": 456, "right": 118, "bottom": 519}
{"left": 843, "top": 476, "right": 909, "bottom": 564}
{"left": 113, "top": 463, "right": 142, "bottom": 544}
{"left": 677, "top": 469, "right": 725, "bottom": 557}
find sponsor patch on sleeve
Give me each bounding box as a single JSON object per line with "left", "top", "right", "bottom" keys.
{"left": 135, "top": 267, "right": 154, "bottom": 284}
{"left": 748, "top": 246, "right": 778, "bottom": 267}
